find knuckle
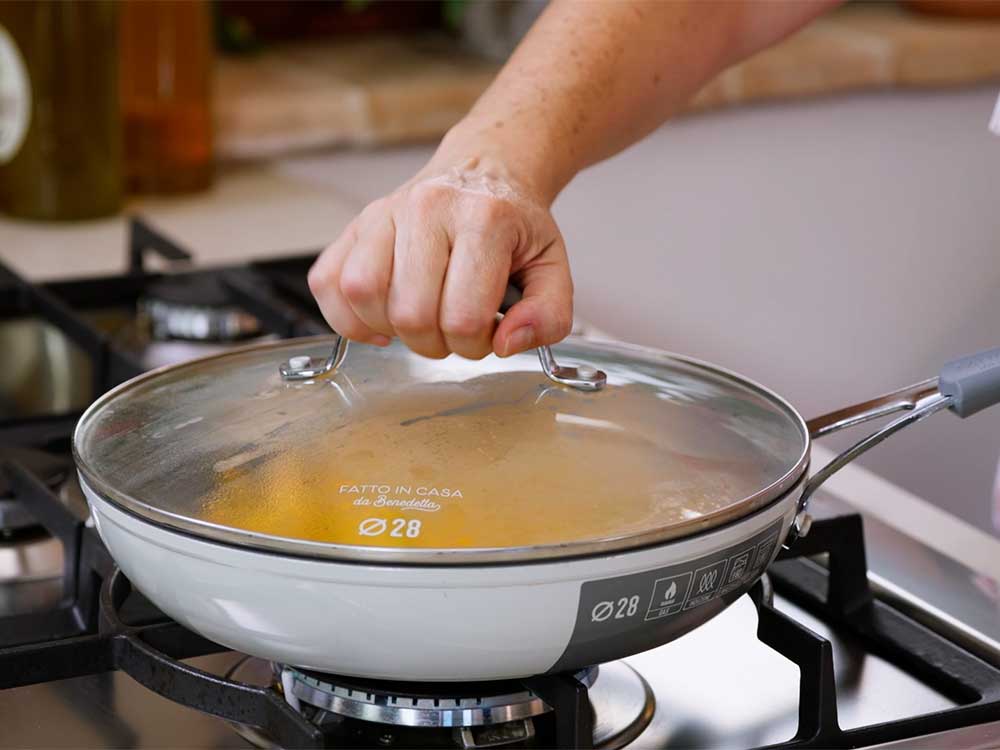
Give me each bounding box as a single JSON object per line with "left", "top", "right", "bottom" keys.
{"left": 415, "top": 345, "right": 450, "bottom": 360}
{"left": 339, "top": 266, "right": 380, "bottom": 305}
{"left": 471, "top": 196, "right": 511, "bottom": 225}
{"left": 332, "top": 319, "right": 369, "bottom": 341}
{"left": 400, "top": 333, "right": 449, "bottom": 359}
{"left": 459, "top": 199, "right": 519, "bottom": 245}
{"left": 408, "top": 182, "right": 450, "bottom": 216}
{"left": 307, "top": 263, "right": 333, "bottom": 297}
{"left": 441, "top": 308, "right": 493, "bottom": 340}
{"left": 451, "top": 342, "right": 492, "bottom": 361}
{"left": 360, "top": 197, "right": 388, "bottom": 220}
{"left": 357, "top": 199, "right": 392, "bottom": 231}
{"left": 389, "top": 304, "right": 436, "bottom": 335}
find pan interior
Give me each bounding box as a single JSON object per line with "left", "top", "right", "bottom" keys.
{"left": 74, "top": 337, "right": 807, "bottom": 562}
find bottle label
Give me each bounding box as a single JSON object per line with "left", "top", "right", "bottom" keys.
{"left": 0, "top": 26, "right": 30, "bottom": 165}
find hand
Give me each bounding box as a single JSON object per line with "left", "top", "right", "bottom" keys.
{"left": 307, "top": 155, "right": 573, "bottom": 360}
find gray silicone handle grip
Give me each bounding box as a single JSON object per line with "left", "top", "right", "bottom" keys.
{"left": 939, "top": 347, "right": 1000, "bottom": 418}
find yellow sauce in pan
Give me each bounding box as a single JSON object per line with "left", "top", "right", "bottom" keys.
{"left": 200, "top": 374, "right": 776, "bottom": 550}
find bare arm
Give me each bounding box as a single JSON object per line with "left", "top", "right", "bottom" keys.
{"left": 309, "top": 0, "right": 841, "bottom": 359}
{"left": 445, "top": 0, "right": 841, "bottom": 201}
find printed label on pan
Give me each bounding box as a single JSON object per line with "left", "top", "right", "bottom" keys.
{"left": 548, "top": 519, "right": 784, "bottom": 673}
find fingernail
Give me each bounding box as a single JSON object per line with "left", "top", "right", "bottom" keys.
{"left": 503, "top": 325, "right": 535, "bottom": 357}
{"left": 371, "top": 334, "right": 391, "bottom": 347}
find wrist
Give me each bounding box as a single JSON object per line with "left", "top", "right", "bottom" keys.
{"left": 427, "top": 117, "right": 575, "bottom": 206}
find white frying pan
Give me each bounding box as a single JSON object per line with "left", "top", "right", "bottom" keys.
{"left": 74, "top": 332, "right": 1000, "bottom": 681}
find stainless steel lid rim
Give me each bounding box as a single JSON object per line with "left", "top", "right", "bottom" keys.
{"left": 83, "top": 477, "right": 798, "bottom": 587}
{"left": 73, "top": 335, "right": 810, "bottom": 565}
{"left": 79, "top": 470, "right": 803, "bottom": 572}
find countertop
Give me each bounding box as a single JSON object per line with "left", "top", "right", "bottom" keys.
{"left": 0, "top": 165, "right": 357, "bottom": 280}
{"left": 216, "top": 4, "right": 1000, "bottom": 157}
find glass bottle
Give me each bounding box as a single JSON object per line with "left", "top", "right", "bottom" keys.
{"left": 0, "top": 1, "right": 122, "bottom": 221}
{"left": 120, "top": 0, "right": 214, "bottom": 194}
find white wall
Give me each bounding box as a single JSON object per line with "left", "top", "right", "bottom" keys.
{"left": 280, "top": 84, "right": 1000, "bottom": 536}
{"left": 557, "top": 85, "right": 1000, "bottom": 536}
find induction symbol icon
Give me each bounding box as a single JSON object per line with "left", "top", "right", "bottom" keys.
{"left": 358, "top": 518, "right": 387, "bottom": 537}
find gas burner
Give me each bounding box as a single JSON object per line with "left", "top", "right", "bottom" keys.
{"left": 282, "top": 666, "right": 576, "bottom": 728}
{"left": 141, "top": 275, "right": 261, "bottom": 343}
{"left": 226, "top": 659, "right": 653, "bottom": 749}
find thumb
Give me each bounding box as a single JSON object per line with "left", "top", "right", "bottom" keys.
{"left": 493, "top": 254, "right": 574, "bottom": 357}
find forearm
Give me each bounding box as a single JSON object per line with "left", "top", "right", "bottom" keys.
{"left": 434, "top": 0, "right": 841, "bottom": 203}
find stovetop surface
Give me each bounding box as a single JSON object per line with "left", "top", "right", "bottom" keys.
{"left": 0, "top": 582, "right": 962, "bottom": 749}
{"left": 2, "top": 221, "right": 1000, "bottom": 749}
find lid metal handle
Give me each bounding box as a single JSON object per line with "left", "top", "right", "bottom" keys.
{"left": 279, "top": 335, "right": 349, "bottom": 380}
{"left": 279, "top": 285, "right": 606, "bottom": 391}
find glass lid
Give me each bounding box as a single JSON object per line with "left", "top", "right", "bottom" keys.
{"left": 73, "top": 336, "right": 809, "bottom": 564}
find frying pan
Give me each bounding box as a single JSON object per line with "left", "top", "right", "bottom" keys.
{"left": 74, "top": 329, "right": 1000, "bottom": 681}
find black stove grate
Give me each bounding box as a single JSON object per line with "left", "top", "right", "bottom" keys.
{"left": 0, "top": 218, "right": 325, "bottom": 450}
{"left": 2, "top": 222, "right": 1000, "bottom": 748}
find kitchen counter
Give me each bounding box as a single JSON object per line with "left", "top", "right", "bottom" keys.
{"left": 0, "top": 165, "right": 357, "bottom": 280}
{"left": 216, "top": 4, "right": 1000, "bottom": 157}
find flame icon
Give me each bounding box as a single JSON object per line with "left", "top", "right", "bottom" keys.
{"left": 663, "top": 581, "right": 677, "bottom": 604}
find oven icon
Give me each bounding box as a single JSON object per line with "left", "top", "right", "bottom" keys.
{"left": 727, "top": 551, "right": 751, "bottom": 584}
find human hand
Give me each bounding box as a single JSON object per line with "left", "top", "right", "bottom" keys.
{"left": 307, "top": 154, "right": 572, "bottom": 360}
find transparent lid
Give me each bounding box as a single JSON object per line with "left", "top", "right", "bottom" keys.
{"left": 74, "top": 337, "right": 808, "bottom": 564}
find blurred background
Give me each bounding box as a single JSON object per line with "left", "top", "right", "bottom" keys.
{"left": 0, "top": 0, "right": 999, "bottom": 539}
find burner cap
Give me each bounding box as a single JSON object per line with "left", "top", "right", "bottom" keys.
{"left": 142, "top": 275, "right": 261, "bottom": 342}
{"left": 0, "top": 447, "right": 71, "bottom": 531}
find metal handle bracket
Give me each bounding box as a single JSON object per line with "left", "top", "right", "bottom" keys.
{"left": 279, "top": 284, "right": 606, "bottom": 391}
{"left": 279, "top": 335, "right": 349, "bottom": 380}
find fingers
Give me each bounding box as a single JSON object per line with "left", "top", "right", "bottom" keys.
{"left": 308, "top": 221, "right": 390, "bottom": 345}
{"left": 439, "top": 229, "right": 511, "bottom": 360}
{"left": 494, "top": 237, "right": 574, "bottom": 358}
{"left": 386, "top": 187, "right": 451, "bottom": 358}
{"left": 339, "top": 207, "right": 396, "bottom": 337}
{"left": 311, "top": 176, "right": 574, "bottom": 362}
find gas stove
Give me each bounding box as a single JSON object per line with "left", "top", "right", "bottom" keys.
{"left": 2, "top": 220, "right": 1000, "bottom": 749}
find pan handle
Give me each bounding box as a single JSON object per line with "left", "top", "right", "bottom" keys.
{"left": 790, "top": 347, "right": 1000, "bottom": 540}
{"left": 278, "top": 285, "right": 606, "bottom": 391}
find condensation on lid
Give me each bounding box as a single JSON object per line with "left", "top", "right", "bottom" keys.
{"left": 73, "top": 337, "right": 809, "bottom": 564}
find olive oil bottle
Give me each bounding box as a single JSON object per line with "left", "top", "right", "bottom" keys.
{"left": 121, "top": 0, "right": 214, "bottom": 194}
